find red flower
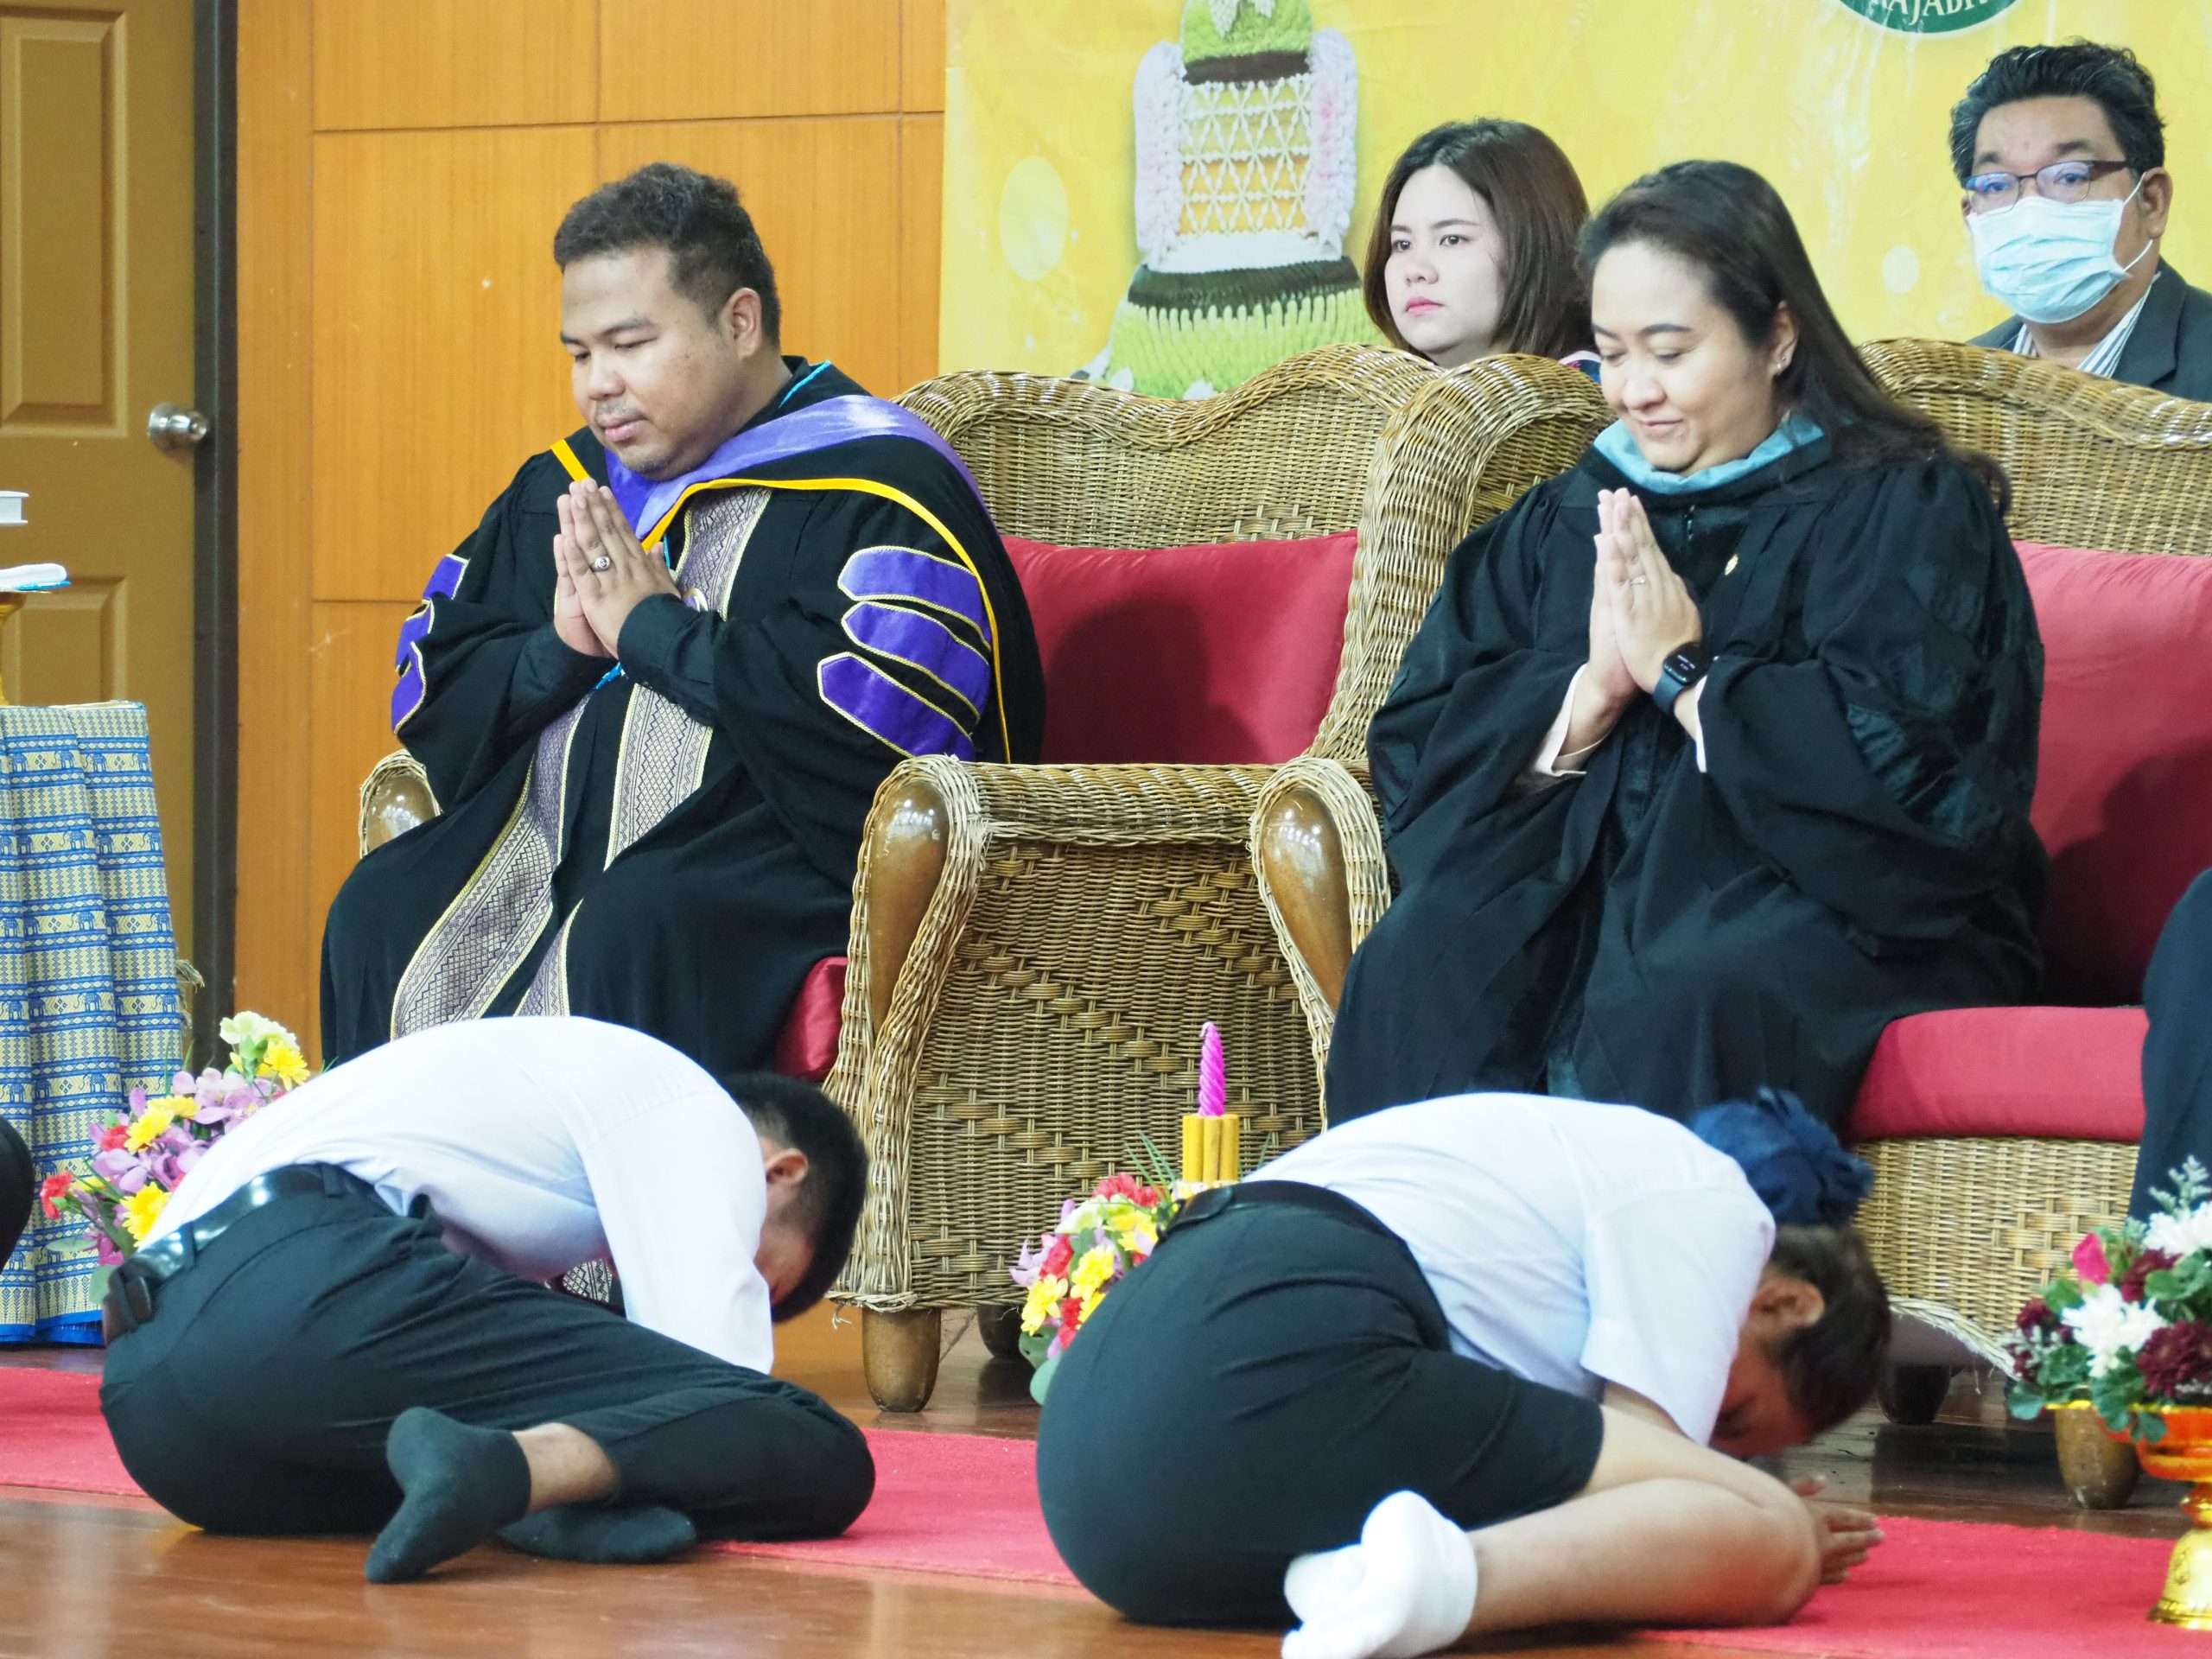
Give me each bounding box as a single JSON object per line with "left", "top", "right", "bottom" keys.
{"left": 2122, "top": 1250, "right": 2180, "bottom": 1304}
{"left": 37, "top": 1172, "right": 74, "bottom": 1219}
{"left": 1042, "top": 1235, "right": 1074, "bottom": 1279}
{"left": 1094, "top": 1173, "right": 1144, "bottom": 1205}
{"left": 95, "top": 1124, "right": 129, "bottom": 1153}
{"left": 2016, "top": 1297, "right": 2053, "bottom": 1334}
{"left": 2073, "top": 1232, "right": 2112, "bottom": 1287}
{"left": 1058, "top": 1297, "right": 1084, "bottom": 1333}
{"left": 2137, "top": 1321, "right": 2212, "bottom": 1401}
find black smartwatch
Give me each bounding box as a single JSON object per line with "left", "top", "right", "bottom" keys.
{"left": 1652, "top": 643, "right": 1711, "bottom": 715}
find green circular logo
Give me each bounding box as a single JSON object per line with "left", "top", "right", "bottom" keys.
{"left": 1834, "top": 0, "right": 2019, "bottom": 33}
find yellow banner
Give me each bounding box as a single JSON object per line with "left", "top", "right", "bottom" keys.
{"left": 944, "top": 0, "right": 2211, "bottom": 392}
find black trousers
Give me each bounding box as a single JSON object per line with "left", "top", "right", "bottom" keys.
{"left": 1035, "top": 1183, "right": 1604, "bottom": 1627}
{"left": 2137, "top": 870, "right": 2212, "bottom": 1218}
{"left": 100, "top": 1179, "right": 874, "bottom": 1539}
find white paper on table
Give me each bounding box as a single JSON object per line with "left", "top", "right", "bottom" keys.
{"left": 0, "top": 563, "right": 67, "bottom": 591}
{"left": 0, "top": 493, "right": 24, "bottom": 526}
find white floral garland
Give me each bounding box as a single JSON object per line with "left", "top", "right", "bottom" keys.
{"left": 1132, "top": 40, "right": 1185, "bottom": 264}
{"left": 1303, "top": 29, "right": 1357, "bottom": 258}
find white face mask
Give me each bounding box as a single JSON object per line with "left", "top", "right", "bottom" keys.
{"left": 1969, "top": 178, "right": 2152, "bottom": 326}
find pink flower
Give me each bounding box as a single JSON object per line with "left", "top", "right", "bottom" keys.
{"left": 2073, "top": 1232, "right": 2112, "bottom": 1287}
{"left": 1042, "top": 1235, "right": 1073, "bottom": 1279}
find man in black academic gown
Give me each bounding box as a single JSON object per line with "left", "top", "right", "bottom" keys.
{"left": 322, "top": 162, "right": 1044, "bottom": 1072}
{"left": 1953, "top": 42, "right": 2212, "bottom": 402}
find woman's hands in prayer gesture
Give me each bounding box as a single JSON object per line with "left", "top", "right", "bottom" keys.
{"left": 554, "top": 480, "right": 682, "bottom": 658}
{"left": 1599, "top": 487, "right": 1702, "bottom": 693}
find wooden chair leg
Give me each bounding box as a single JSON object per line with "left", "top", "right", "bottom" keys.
{"left": 862, "top": 1307, "right": 943, "bottom": 1412}
{"left": 976, "top": 1304, "right": 1024, "bottom": 1362}
{"left": 2054, "top": 1405, "right": 2142, "bottom": 1510}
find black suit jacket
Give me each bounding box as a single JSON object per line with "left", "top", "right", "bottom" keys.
{"left": 1969, "top": 262, "right": 2212, "bottom": 404}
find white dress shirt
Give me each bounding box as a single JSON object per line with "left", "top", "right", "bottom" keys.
{"left": 2011, "top": 279, "right": 2152, "bottom": 378}
{"left": 1252, "top": 1094, "right": 1773, "bottom": 1444}
{"left": 148, "top": 1017, "right": 774, "bottom": 1372}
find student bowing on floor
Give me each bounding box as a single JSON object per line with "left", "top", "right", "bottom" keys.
{"left": 1036, "top": 1089, "right": 1886, "bottom": 1657}
{"left": 99, "top": 1016, "right": 872, "bottom": 1582}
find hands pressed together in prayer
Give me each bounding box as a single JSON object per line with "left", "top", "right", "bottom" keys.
{"left": 552, "top": 480, "right": 682, "bottom": 660}
{"left": 1791, "top": 1475, "right": 1884, "bottom": 1586}
{"left": 1558, "top": 487, "right": 1706, "bottom": 763}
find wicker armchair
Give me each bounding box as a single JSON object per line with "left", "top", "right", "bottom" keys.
{"left": 1847, "top": 340, "right": 2212, "bottom": 1389}
{"left": 833, "top": 349, "right": 1614, "bottom": 1409}
{"left": 1253, "top": 339, "right": 2212, "bottom": 1426}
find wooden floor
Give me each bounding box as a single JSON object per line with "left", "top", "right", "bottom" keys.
{"left": 0, "top": 1311, "right": 2188, "bottom": 1659}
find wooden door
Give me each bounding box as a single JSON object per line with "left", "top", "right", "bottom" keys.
{"left": 0, "top": 0, "right": 198, "bottom": 962}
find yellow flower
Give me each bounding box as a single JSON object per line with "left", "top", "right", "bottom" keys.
{"left": 124, "top": 1098, "right": 182, "bottom": 1153}
{"left": 1110, "top": 1214, "right": 1159, "bottom": 1255}
{"left": 1020, "top": 1274, "right": 1067, "bottom": 1335}
{"left": 258, "top": 1040, "right": 309, "bottom": 1088}
{"left": 1071, "top": 1245, "right": 1116, "bottom": 1298}
{"left": 119, "top": 1185, "right": 168, "bottom": 1243}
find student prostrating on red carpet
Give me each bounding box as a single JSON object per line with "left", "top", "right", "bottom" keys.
{"left": 1036, "top": 1090, "right": 1885, "bottom": 1656}
{"left": 99, "top": 1017, "right": 872, "bottom": 1582}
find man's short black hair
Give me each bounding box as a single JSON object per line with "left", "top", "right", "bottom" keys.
{"left": 552, "top": 162, "right": 782, "bottom": 340}
{"left": 722, "top": 1071, "right": 866, "bottom": 1321}
{"left": 1948, "top": 41, "right": 2165, "bottom": 183}
{"left": 1767, "top": 1225, "right": 1891, "bottom": 1435}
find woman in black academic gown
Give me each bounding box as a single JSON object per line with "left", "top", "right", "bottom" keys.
{"left": 1325, "top": 161, "right": 2045, "bottom": 1127}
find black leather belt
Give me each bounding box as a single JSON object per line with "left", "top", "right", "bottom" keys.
{"left": 103, "top": 1163, "right": 378, "bottom": 1341}
{"left": 1169, "top": 1178, "right": 1398, "bottom": 1243}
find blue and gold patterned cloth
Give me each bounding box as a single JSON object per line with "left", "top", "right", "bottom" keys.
{"left": 0, "top": 703, "right": 185, "bottom": 1343}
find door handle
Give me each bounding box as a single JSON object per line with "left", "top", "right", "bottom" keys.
{"left": 147, "top": 404, "right": 210, "bottom": 452}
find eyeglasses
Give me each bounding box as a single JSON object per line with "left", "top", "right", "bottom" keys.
{"left": 1962, "top": 159, "right": 2134, "bottom": 214}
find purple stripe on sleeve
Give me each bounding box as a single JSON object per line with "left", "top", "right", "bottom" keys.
{"left": 391, "top": 658, "right": 426, "bottom": 732}
{"left": 817, "top": 655, "right": 976, "bottom": 760}
{"left": 392, "top": 603, "right": 433, "bottom": 671}
{"left": 423, "top": 552, "right": 467, "bottom": 601}
{"left": 838, "top": 548, "right": 989, "bottom": 641}
{"left": 842, "top": 602, "right": 991, "bottom": 715}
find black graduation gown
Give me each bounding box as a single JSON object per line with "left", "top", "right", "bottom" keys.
{"left": 1325, "top": 438, "right": 2045, "bottom": 1127}
{"left": 322, "top": 361, "right": 1044, "bottom": 1072}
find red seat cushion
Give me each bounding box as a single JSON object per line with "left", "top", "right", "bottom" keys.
{"left": 773, "top": 957, "right": 846, "bottom": 1083}
{"left": 2018, "top": 543, "right": 2212, "bottom": 1004}
{"left": 1849, "top": 1005, "right": 2147, "bottom": 1142}
{"left": 1003, "top": 532, "right": 1358, "bottom": 764}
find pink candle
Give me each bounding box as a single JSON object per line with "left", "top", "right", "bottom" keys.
{"left": 1198, "top": 1021, "right": 1226, "bottom": 1117}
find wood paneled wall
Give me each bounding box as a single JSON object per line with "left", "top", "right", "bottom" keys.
{"left": 236, "top": 0, "right": 946, "bottom": 1054}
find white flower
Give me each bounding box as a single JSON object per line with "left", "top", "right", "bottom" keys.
{"left": 218, "top": 1010, "right": 289, "bottom": 1051}
{"left": 2145, "top": 1203, "right": 2212, "bottom": 1259}
{"left": 2063, "top": 1283, "right": 2171, "bottom": 1377}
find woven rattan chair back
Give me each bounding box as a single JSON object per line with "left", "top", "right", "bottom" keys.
{"left": 1863, "top": 339, "right": 2212, "bottom": 556}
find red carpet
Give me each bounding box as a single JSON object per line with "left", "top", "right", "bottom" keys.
{"left": 0, "top": 1364, "right": 2198, "bottom": 1650}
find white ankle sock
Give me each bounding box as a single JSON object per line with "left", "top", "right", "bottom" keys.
{"left": 1281, "top": 1491, "right": 1478, "bottom": 1659}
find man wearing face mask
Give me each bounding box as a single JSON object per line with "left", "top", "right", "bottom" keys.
{"left": 1954, "top": 41, "right": 2212, "bottom": 401}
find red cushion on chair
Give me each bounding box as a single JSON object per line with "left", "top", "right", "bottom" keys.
{"left": 2018, "top": 543, "right": 2212, "bottom": 1004}
{"left": 1003, "top": 532, "right": 1358, "bottom": 765}
{"left": 1847, "top": 1005, "right": 2147, "bottom": 1142}
{"left": 772, "top": 957, "right": 846, "bottom": 1082}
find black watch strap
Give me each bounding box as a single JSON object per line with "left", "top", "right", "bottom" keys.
{"left": 1652, "top": 644, "right": 1711, "bottom": 715}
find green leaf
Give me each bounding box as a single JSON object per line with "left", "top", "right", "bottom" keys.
{"left": 2007, "top": 1382, "right": 2048, "bottom": 1420}
{"left": 2044, "top": 1278, "right": 2087, "bottom": 1314}
{"left": 1016, "top": 1330, "right": 1051, "bottom": 1371}
{"left": 2090, "top": 1362, "right": 2143, "bottom": 1433}
{"left": 2145, "top": 1260, "right": 2210, "bottom": 1303}
{"left": 1028, "top": 1351, "right": 1060, "bottom": 1406}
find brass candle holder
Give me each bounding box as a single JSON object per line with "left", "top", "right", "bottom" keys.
{"left": 2103, "top": 1404, "right": 2212, "bottom": 1626}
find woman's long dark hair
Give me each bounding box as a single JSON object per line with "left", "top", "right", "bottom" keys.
{"left": 1363, "top": 119, "right": 1592, "bottom": 360}
{"left": 1580, "top": 161, "right": 2007, "bottom": 508}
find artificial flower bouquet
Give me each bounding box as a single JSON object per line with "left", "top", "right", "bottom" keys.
{"left": 2008, "top": 1158, "right": 2212, "bottom": 1441}
{"left": 40, "top": 1012, "right": 309, "bottom": 1262}
{"left": 1010, "top": 1171, "right": 1179, "bottom": 1402}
